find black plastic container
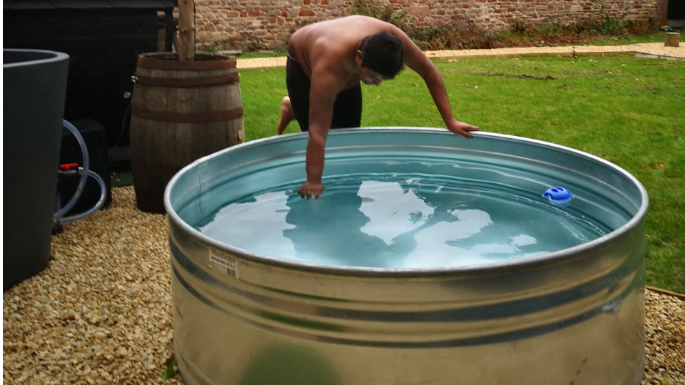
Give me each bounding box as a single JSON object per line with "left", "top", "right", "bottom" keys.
{"left": 4, "top": 49, "right": 69, "bottom": 290}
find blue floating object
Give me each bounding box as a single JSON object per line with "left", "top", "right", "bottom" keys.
{"left": 543, "top": 187, "right": 573, "bottom": 206}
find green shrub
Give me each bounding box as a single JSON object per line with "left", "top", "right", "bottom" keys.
{"left": 346, "top": 0, "right": 656, "bottom": 50}
{"left": 348, "top": 0, "right": 409, "bottom": 28}
{"left": 406, "top": 17, "right": 503, "bottom": 50}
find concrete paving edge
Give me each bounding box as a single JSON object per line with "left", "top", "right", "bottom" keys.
{"left": 235, "top": 42, "right": 684, "bottom": 70}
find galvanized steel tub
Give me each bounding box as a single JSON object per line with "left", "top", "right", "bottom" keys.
{"left": 165, "top": 128, "right": 648, "bottom": 385}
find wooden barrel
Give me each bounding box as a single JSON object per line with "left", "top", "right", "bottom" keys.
{"left": 130, "top": 52, "right": 244, "bottom": 213}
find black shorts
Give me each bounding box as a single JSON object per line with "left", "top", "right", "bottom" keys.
{"left": 286, "top": 54, "right": 362, "bottom": 132}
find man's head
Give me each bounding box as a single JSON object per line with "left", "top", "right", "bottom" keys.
{"left": 356, "top": 32, "right": 404, "bottom": 86}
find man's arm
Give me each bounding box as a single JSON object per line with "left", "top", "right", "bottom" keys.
{"left": 298, "top": 65, "right": 340, "bottom": 199}
{"left": 392, "top": 27, "right": 479, "bottom": 138}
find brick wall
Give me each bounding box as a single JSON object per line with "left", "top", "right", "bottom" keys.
{"left": 194, "top": 0, "right": 668, "bottom": 50}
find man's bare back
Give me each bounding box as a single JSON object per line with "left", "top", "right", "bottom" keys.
{"left": 288, "top": 16, "right": 397, "bottom": 90}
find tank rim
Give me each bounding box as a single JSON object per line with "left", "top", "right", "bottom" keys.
{"left": 164, "top": 127, "right": 649, "bottom": 277}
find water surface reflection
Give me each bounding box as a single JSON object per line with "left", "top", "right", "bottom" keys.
{"left": 199, "top": 178, "right": 589, "bottom": 268}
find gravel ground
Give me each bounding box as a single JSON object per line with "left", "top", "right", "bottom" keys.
{"left": 3, "top": 186, "right": 684, "bottom": 384}
{"left": 3, "top": 187, "right": 181, "bottom": 385}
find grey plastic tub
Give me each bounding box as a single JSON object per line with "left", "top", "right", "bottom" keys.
{"left": 4, "top": 49, "right": 69, "bottom": 290}
{"left": 165, "top": 128, "right": 648, "bottom": 385}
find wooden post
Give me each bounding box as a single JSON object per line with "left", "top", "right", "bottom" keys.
{"left": 178, "top": 0, "right": 195, "bottom": 61}
{"left": 665, "top": 33, "right": 680, "bottom": 48}
{"left": 157, "top": 29, "right": 165, "bottom": 52}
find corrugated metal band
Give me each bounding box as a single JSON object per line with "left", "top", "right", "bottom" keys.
{"left": 137, "top": 55, "right": 237, "bottom": 70}
{"left": 135, "top": 73, "right": 240, "bottom": 87}
{"left": 131, "top": 106, "right": 243, "bottom": 123}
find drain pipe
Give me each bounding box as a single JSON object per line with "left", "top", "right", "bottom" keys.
{"left": 54, "top": 119, "right": 108, "bottom": 226}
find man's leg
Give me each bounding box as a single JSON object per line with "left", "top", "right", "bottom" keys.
{"left": 331, "top": 84, "right": 362, "bottom": 129}
{"left": 277, "top": 96, "right": 296, "bottom": 135}
{"left": 280, "top": 55, "right": 311, "bottom": 133}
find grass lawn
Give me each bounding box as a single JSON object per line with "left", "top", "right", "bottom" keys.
{"left": 239, "top": 54, "right": 685, "bottom": 293}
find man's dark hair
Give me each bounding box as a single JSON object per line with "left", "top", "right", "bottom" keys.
{"left": 359, "top": 32, "right": 404, "bottom": 79}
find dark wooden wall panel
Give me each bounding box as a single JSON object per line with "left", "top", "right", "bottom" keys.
{"left": 4, "top": 6, "right": 173, "bottom": 149}
{"left": 669, "top": 0, "right": 685, "bottom": 19}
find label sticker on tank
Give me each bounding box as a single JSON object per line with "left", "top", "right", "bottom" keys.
{"left": 208, "top": 248, "right": 239, "bottom": 279}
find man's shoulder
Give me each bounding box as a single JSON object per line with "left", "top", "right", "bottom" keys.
{"left": 309, "top": 33, "right": 354, "bottom": 59}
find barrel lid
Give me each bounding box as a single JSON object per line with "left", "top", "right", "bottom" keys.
{"left": 137, "top": 52, "right": 237, "bottom": 70}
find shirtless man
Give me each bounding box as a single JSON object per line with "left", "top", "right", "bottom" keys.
{"left": 276, "top": 15, "right": 479, "bottom": 199}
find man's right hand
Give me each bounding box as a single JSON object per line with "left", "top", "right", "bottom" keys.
{"left": 447, "top": 118, "right": 480, "bottom": 139}
{"left": 298, "top": 181, "right": 325, "bottom": 200}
